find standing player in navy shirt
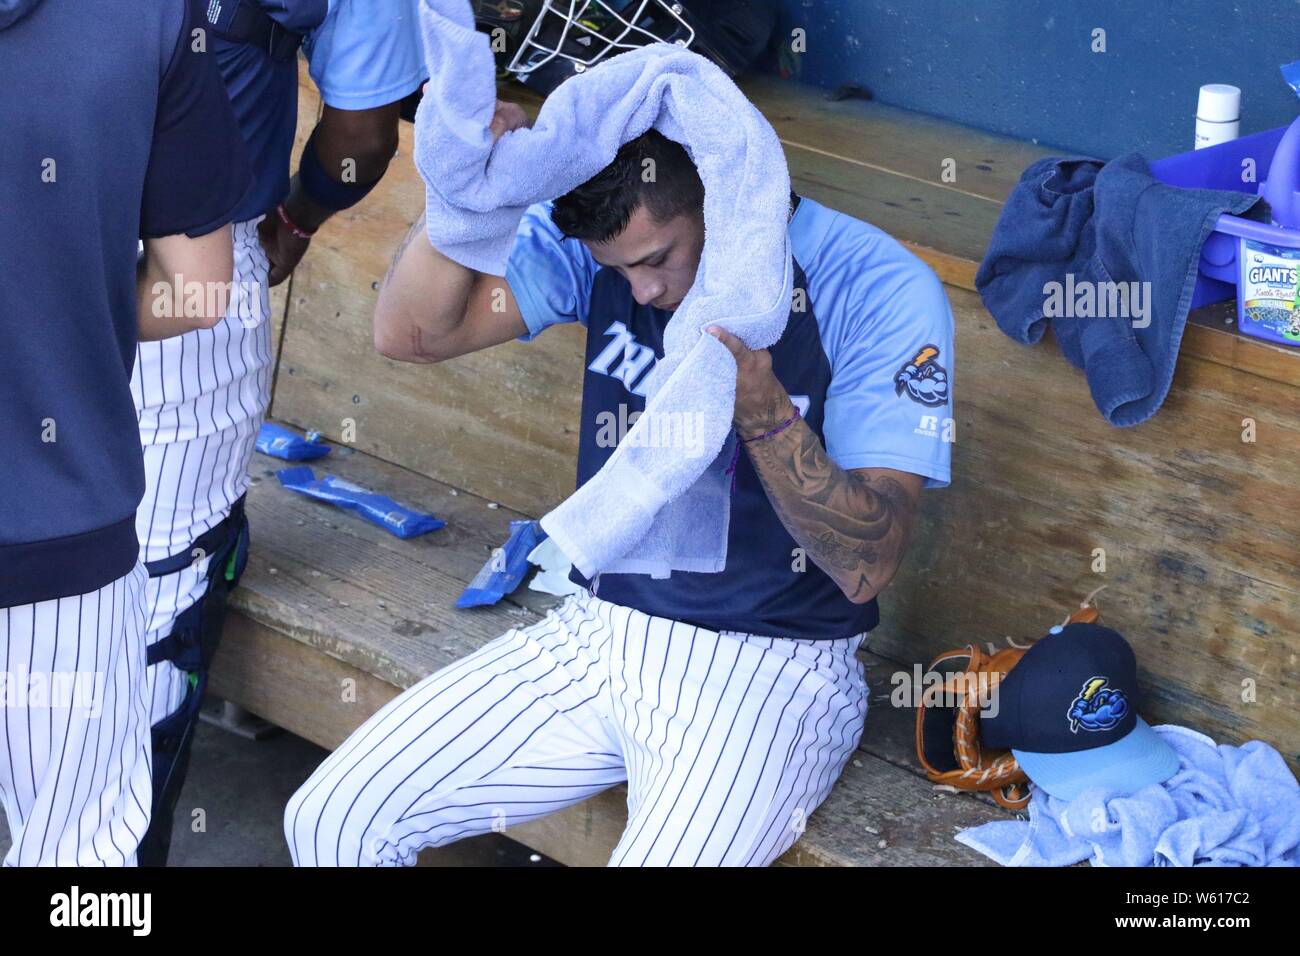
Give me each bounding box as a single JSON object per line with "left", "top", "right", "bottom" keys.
{"left": 0, "top": 0, "right": 250, "bottom": 865}
{"left": 130, "top": 0, "right": 429, "bottom": 866}
{"left": 285, "top": 116, "right": 956, "bottom": 865}
{"left": 130, "top": 0, "right": 330, "bottom": 870}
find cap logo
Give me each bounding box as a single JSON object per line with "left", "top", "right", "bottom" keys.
{"left": 1067, "top": 676, "right": 1129, "bottom": 733}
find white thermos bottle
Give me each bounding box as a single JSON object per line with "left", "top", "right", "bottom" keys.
{"left": 1195, "top": 84, "right": 1241, "bottom": 149}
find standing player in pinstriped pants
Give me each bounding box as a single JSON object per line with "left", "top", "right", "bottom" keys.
{"left": 284, "top": 107, "right": 956, "bottom": 862}
{"left": 133, "top": 0, "right": 429, "bottom": 865}
{"left": 0, "top": 0, "right": 249, "bottom": 865}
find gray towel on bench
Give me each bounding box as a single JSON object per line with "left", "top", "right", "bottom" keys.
{"left": 413, "top": 0, "right": 793, "bottom": 580}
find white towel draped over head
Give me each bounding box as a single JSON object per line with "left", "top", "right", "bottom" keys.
{"left": 414, "top": 0, "right": 793, "bottom": 579}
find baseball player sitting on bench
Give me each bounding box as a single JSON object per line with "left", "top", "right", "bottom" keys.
{"left": 284, "top": 89, "right": 957, "bottom": 861}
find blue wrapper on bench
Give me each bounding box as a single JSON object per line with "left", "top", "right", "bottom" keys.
{"left": 276, "top": 466, "right": 445, "bottom": 539}
{"left": 457, "top": 520, "right": 547, "bottom": 609}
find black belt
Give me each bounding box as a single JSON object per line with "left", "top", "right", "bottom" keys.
{"left": 144, "top": 496, "right": 247, "bottom": 579}
{"left": 208, "top": 1, "right": 306, "bottom": 63}
{"left": 143, "top": 495, "right": 249, "bottom": 669}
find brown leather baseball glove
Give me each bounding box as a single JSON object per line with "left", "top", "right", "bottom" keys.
{"left": 915, "top": 605, "right": 1100, "bottom": 810}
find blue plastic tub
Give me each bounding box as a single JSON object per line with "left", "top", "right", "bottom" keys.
{"left": 1149, "top": 124, "right": 1300, "bottom": 346}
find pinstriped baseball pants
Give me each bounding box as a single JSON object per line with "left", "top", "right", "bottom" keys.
{"left": 132, "top": 219, "right": 273, "bottom": 726}
{"left": 0, "top": 564, "right": 154, "bottom": 866}
{"left": 285, "top": 591, "right": 869, "bottom": 866}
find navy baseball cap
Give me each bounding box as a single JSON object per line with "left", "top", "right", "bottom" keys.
{"left": 982, "top": 623, "right": 1180, "bottom": 801}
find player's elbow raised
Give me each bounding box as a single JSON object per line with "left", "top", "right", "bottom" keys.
{"left": 373, "top": 303, "right": 443, "bottom": 364}
{"left": 373, "top": 319, "right": 417, "bottom": 361}
{"left": 860, "top": 553, "right": 908, "bottom": 604}
{"left": 843, "top": 583, "right": 879, "bottom": 606}
{"left": 843, "top": 560, "right": 899, "bottom": 605}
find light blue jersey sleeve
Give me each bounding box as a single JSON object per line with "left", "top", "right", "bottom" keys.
{"left": 796, "top": 201, "right": 955, "bottom": 488}
{"left": 505, "top": 202, "right": 598, "bottom": 342}
{"left": 304, "top": 0, "right": 428, "bottom": 110}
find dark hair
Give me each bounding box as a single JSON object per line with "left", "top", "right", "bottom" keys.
{"left": 550, "top": 129, "right": 704, "bottom": 243}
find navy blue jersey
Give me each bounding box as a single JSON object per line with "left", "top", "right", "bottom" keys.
{"left": 572, "top": 258, "right": 883, "bottom": 640}
{"left": 215, "top": 0, "right": 327, "bottom": 222}
{"left": 0, "top": 0, "right": 250, "bottom": 605}
{"left": 507, "top": 195, "right": 956, "bottom": 640}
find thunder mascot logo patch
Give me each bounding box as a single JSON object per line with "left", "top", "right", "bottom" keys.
{"left": 894, "top": 345, "right": 950, "bottom": 407}
{"left": 1067, "top": 676, "right": 1129, "bottom": 733}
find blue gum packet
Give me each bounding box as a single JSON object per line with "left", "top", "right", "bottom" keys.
{"left": 456, "top": 520, "right": 546, "bottom": 608}
{"left": 256, "top": 423, "right": 331, "bottom": 461}
{"left": 1284, "top": 60, "right": 1300, "bottom": 100}
{"left": 276, "top": 467, "right": 445, "bottom": 539}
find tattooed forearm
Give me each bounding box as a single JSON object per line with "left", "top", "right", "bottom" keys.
{"left": 742, "top": 416, "right": 919, "bottom": 604}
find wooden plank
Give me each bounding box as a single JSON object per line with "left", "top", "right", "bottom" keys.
{"left": 736, "top": 74, "right": 1055, "bottom": 203}
{"left": 733, "top": 74, "right": 1045, "bottom": 277}
{"left": 233, "top": 444, "right": 562, "bottom": 688}
{"left": 1185, "top": 300, "right": 1300, "bottom": 390}
{"left": 900, "top": 240, "right": 979, "bottom": 291}
{"left": 209, "top": 609, "right": 400, "bottom": 752}
{"left": 782, "top": 144, "right": 1003, "bottom": 270}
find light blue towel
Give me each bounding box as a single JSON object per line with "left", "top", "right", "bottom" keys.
{"left": 955, "top": 725, "right": 1300, "bottom": 867}
{"left": 413, "top": 0, "right": 793, "bottom": 580}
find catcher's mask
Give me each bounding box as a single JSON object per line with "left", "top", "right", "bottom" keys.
{"left": 914, "top": 604, "right": 1101, "bottom": 811}
{"left": 473, "top": 0, "right": 776, "bottom": 96}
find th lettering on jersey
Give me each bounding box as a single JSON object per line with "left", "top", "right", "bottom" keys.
{"left": 587, "top": 319, "right": 812, "bottom": 417}
{"left": 587, "top": 320, "right": 656, "bottom": 396}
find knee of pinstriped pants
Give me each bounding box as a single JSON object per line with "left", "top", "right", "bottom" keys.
{"left": 283, "top": 779, "right": 312, "bottom": 866}
{"left": 283, "top": 768, "right": 415, "bottom": 867}
{"left": 282, "top": 774, "right": 368, "bottom": 867}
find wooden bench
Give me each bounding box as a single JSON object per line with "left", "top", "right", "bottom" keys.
{"left": 209, "top": 64, "right": 1300, "bottom": 866}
